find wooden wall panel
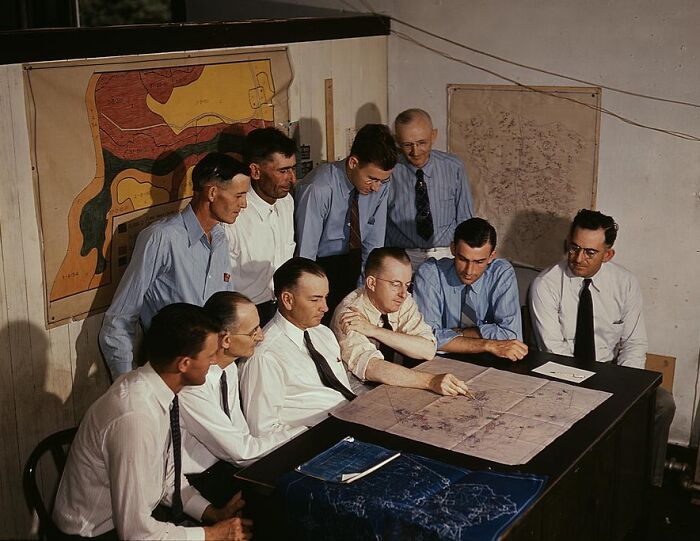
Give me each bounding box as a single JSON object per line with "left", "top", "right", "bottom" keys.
{"left": 0, "top": 37, "right": 387, "bottom": 539}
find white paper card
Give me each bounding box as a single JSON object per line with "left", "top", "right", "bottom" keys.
{"left": 532, "top": 361, "right": 595, "bottom": 383}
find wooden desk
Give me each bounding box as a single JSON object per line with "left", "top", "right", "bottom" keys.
{"left": 237, "top": 350, "right": 660, "bottom": 541}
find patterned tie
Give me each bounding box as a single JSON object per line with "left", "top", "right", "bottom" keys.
{"left": 348, "top": 189, "right": 361, "bottom": 251}
{"left": 461, "top": 286, "right": 478, "bottom": 328}
{"left": 220, "top": 371, "right": 231, "bottom": 419}
{"left": 574, "top": 278, "right": 596, "bottom": 361}
{"left": 169, "top": 396, "right": 184, "bottom": 522}
{"left": 303, "top": 331, "right": 356, "bottom": 401}
{"left": 415, "top": 169, "right": 434, "bottom": 240}
{"left": 379, "top": 314, "right": 397, "bottom": 363}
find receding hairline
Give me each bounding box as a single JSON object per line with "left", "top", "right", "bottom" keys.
{"left": 394, "top": 108, "right": 433, "bottom": 129}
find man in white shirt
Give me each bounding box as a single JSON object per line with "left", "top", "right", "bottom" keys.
{"left": 240, "top": 257, "right": 355, "bottom": 436}
{"left": 225, "top": 128, "right": 297, "bottom": 326}
{"left": 180, "top": 291, "right": 305, "bottom": 506}
{"left": 530, "top": 209, "right": 675, "bottom": 486}
{"left": 331, "top": 247, "right": 471, "bottom": 396}
{"left": 54, "top": 304, "right": 252, "bottom": 540}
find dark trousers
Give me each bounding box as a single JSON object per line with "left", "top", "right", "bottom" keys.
{"left": 186, "top": 460, "right": 242, "bottom": 508}
{"left": 317, "top": 250, "right": 362, "bottom": 324}
{"left": 256, "top": 300, "right": 277, "bottom": 328}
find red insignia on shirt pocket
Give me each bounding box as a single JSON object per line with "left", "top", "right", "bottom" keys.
{"left": 223, "top": 273, "right": 230, "bottom": 282}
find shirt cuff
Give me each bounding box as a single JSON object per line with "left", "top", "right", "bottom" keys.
{"left": 183, "top": 526, "right": 206, "bottom": 541}
{"left": 436, "top": 328, "right": 461, "bottom": 349}
{"left": 353, "top": 351, "right": 383, "bottom": 381}
{"left": 183, "top": 490, "right": 211, "bottom": 523}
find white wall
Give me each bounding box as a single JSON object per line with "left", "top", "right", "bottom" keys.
{"left": 0, "top": 35, "right": 386, "bottom": 539}
{"left": 292, "top": 0, "right": 700, "bottom": 446}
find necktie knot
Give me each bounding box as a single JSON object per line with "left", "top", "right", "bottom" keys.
{"left": 583, "top": 278, "right": 592, "bottom": 288}
{"left": 380, "top": 313, "right": 392, "bottom": 330}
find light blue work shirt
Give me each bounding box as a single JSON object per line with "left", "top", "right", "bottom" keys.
{"left": 294, "top": 160, "right": 389, "bottom": 267}
{"left": 386, "top": 150, "right": 474, "bottom": 249}
{"left": 99, "top": 204, "right": 233, "bottom": 377}
{"left": 413, "top": 257, "right": 522, "bottom": 349}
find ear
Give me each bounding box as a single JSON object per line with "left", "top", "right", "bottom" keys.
{"left": 487, "top": 248, "right": 497, "bottom": 264}
{"left": 431, "top": 128, "right": 438, "bottom": 144}
{"left": 347, "top": 155, "right": 359, "bottom": 170}
{"left": 602, "top": 248, "right": 615, "bottom": 263}
{"left": 366, "top": 275, "right": 376, "bottom": 292}
{"left": 279, "top": 290, "right": 294, "bottom": 311}
{"left": 204, "top": 184, "right": 217, "bottom": 203}
{"left": 220, "top": 331, "right": 231, "bottom": 351}
{"left": 450, "top": 242, "right": 456, "bottom": 257}
{"left": 175, "top": 355, "right": 189, "bottom": 374}
{"left": 249, "top": 163, "right": 262, "bottom": 181}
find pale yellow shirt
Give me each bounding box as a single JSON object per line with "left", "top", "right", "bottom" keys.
{"left": 330, "top": 288, "right": 437, "bottom": 380}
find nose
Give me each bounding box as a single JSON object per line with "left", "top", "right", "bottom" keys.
{"left": 255, "top": 328, "right": 264, "bottom": 342}
{"left": 465, "top": 261, "right": 477, "bottom": 275}
{"left": 288, "top": 169, "right": 297, "bottom": 185}
{"left": 320, "top": 298, "right": 329, "bottom": 313}
{"left": 574, "top": 249, "right": 586, "bottom": 264}
{"left": 240, "top": 194, "right": 248, "bottom": 209}
{"left": 398, "top": 286, "right": 407, "bottom": 299}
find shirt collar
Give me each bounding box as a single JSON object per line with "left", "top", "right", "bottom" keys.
{"left": 182, "top": 204, "right": 208, "bottom": 247}
{"left": 563, "top": 260, "right": 607, "bottom": 292}
{"left": 399, "top": 153, "right": 434, "bottom": 178}
{"left": 359, "top": 288, "right": 384, "bottom": 323}
{"left": 275, "top": 311, "right": 307, "bottom": 350}
{"left": 445, "top": 258, "right": 486, "bottom": 293}
{"left": 334, "top": 159, "right": 355, "bottom": 195}
{"left": 139, "top": 362, "right": 176, "bottom": 414}
{"left": 247, "top": 184, "right": 278, "bottom": 220}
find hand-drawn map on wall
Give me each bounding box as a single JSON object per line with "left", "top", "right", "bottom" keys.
{"left": 333, "top": 357, "right": 611, "bottom": 465}
{"left": 447, "top": 85, "right": 601, "bottom": 269}
{"left": 26, "top": 50, "right": 292, "bottom": 326}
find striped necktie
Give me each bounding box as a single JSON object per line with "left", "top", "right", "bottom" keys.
{"left": 169, "top": 396, "right": 184, "bottom": 522}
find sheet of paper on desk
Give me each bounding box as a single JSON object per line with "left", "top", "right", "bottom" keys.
{"left": 532, "top": 361, "right": 595, "bottom": 383}
{"left": 295, "top": 436, "right": 400, "bottom": 483}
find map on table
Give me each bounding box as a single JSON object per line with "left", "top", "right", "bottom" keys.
{"left": 332, "top": 357, "right": 611, "bottom": 465}
{"left": 26, "top": 49, "right": 291, "bottom": 325}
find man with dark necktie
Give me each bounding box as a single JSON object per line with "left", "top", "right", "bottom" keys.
{"left": 239, "top": 257, "right": 356, "bottom": 436}
{"left": 294, "top": 124, "right": 398, "bottom": 321}
{"left": 530, "top": 209, "right": 676, "bottom": 487}
{"left": 179, "top": 292, "right": 305, "bottom": 507}
{"left": 386, "top": 109, "right": 474, "bottom": 271}
{"left": 53, "top": 304, "right": 252, "bottom": 540}
{"left": 331, "top": 247, "right": 471, "bottom": 397}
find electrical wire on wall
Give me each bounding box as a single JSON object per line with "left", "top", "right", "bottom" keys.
{"left": 341, "top": 0, "right": 700, "bottom": 142}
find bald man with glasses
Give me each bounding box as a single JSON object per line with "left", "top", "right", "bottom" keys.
{"left": 331, "top": 247, "right": 471, "bottom": 396}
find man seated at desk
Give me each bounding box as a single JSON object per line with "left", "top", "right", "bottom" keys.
{"left": 179, "top": 291, "right": 306, "bottom": 507}
{"left": 530, "top": 208, "right": 675, "bottom": 487}
{"left": 54, "top": 304, "right": 251, "bottom": 540}
{"left": 239, "top": 257, "right": 356, "bottom": 436}
{"left": 413, "top": 217, "right": 528, "bottom": 361}
{"left": 331, "top": 247, "right": 471, "bottom": 396}
{"left": 294, "top": 124, "right": 398, "bottom": 320}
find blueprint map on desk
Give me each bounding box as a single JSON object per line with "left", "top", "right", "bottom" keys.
{"left": 279, "top": 452, "right": 546, "bottom": 541}
{"left": 332, "top": 357, "right": 612, "bottom": 465}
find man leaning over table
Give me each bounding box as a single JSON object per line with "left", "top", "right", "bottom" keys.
{"left": 331, "top": 246, "right": 471, "bottom": 397}
{"left": 413, "top": 217, "right": 528, "bottom": 361}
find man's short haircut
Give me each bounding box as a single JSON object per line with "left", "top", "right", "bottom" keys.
{"left": 191, "top": 152, "right": 248, "bottom": 192}
{"left": 243, "top": 127, "right": 298, "bottom": 165}
{"left": 365, "top": 247, "right": 411, "bottom": 277}
{"left": 349, "top": 124, "right": 398, "bottom": 171}
{"left": 454, "top": 218, "right": 497, "bottom": 250}
{"left": 142, "top": 303, "right": 220, "bottom": 370}
{"left": 204, "top": 291, "right": 254, "bottom": 332}
{"left": 273, "top": 257, "right": 326, "bottom": 299}
{"left": 570, "top": 209, "right": 619, "bottom": 246}
{"left": 394, "top": 108, "right": 433, "bottom": 128}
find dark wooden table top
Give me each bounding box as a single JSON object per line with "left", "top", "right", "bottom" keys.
{"left": 236, "top": 350, "right": 661, "bottom": 493}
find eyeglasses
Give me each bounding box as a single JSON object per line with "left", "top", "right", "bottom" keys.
{"left": 229, "top": 325, "right": 262, "bottom": 338}
{"left": 399, "top": 140, "right": 430, "bottom": 151}
{"left": 567, "top": 243, "right": 601, "bottom": 260}
{"left": 365, "top": 177, "right": 392, "bottom": 186}
{"left": 374, "top": 276, "right": 413, "bottom": 292}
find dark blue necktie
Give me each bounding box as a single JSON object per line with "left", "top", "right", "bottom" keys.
{"left": 574, "top": 278, "right": 595, "bottom": 361}
{"left": 170, "top": 396, "right": 184, "bottom": 522}
{"left": 220, "top": 371, "right": 231, "bottom": 418}
{"left": 415, "top": 169, "right": 434, "bottom": 240}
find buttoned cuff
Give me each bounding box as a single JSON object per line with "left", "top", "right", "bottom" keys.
{"left": 183, "top": 488, "right": 211, "bottom": 523}
{"left": 435, "top": 328, "right": 461, "bottom": 350}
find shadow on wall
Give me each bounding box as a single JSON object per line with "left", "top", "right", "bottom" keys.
{"left": 355, "top": 102, "right": 382, "bottom": 128}
{"left": 500, "top": 209, "right": 570, "bottom": 270}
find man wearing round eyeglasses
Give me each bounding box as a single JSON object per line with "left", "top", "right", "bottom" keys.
{"left": 295, "top": 124, "right": 398, "bottom": 322}
{"left": 330, "top": 247, "right": 472, "bottom": 396}
{"left": 386, "top": 109, "right": 474, "bottom": 271}
{"left": 179, "top": 292, "right": 305, "bottom": 507}
{"left": 413, "top": 218, "right": 527, "bottom": 361}
{"left": 530, "top": 209, "right": 675, "bottom": 487}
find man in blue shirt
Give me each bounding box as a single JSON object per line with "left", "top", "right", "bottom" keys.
{"left": 99, "top": 152, "right": 250, "bottom": 378}
{"left": 295, "top": 124, "right": 397, "bottom": 320}
{"left": 413, "top": 218, "right": 528, "bottom": 361}
{"left": 387, "top": 109, "right": 474, "bottom": 271}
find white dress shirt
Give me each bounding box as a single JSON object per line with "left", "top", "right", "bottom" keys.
{"left": 530, "top": 260, "right": 647, "bottom": 368}
{"left": 53, "top": 363, "right": 208, "bottom": 540}
{"left": 239, "top": 312, "right": 351, "bottom": 435}
{"left": 224, "top": 188, "right": 295, "bottom": 304}
{"left": 179, "top": 361, "right": 306, "bottom": 472}
{"left": 330, "top": 288, "right": 437, "bottom": 380}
